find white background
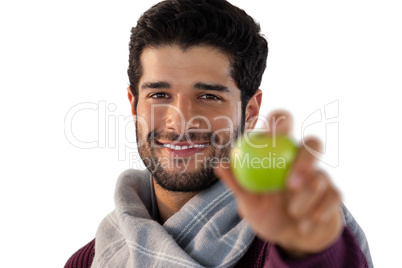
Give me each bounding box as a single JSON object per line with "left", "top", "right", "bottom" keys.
{"left": 1, "top": 0, "right": 401, "bottom": 267}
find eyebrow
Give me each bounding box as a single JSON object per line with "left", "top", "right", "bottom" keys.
{"left": 193, "top": 82, "right": 230, "bottom": 93}
{"left": 140, "top": 81, "right": 230, "bottom": 94}
{"left": 141, "top": 81, "right": 171, "bottom": 90}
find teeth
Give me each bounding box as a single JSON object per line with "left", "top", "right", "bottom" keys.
{"left": 162, "top": 143, "right": 209, "bottom": 150}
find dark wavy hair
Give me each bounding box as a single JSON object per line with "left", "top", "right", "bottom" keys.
{"left": 128, "top": 0, "right": 268, "bottom": 124}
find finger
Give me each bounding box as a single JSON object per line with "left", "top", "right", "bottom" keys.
{"left": 258, "top": 110, "right": 293, "bottom": 136}
{"left": 288, "top": 170, "right": 328, "bottom": 219}
{"left": 287, "top": 137, "right": 322, "bottom": 191}
{"left": 297, "top": 184, "right": 341, "bottom": 234}
{"left": 311, "top": 184, "right": 342, "bottom": 224}
{"left": 214, "top": 160, "right": 247, "bottom": 197}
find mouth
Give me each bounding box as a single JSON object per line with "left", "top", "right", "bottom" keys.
{"left": 156, "top": 141, "right": 211, "bottom": 157}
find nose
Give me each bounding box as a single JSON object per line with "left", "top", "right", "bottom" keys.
{"left": 165, "top": 95, "right": 201, "bottom": 133}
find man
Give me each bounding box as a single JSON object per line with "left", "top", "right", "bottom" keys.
{"left": 66, "top": 0, "right": 372, "bottom": 267}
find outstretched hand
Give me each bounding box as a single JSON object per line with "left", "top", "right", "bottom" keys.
{"left": 215, "top": 111, "right": 343, "bottom": 257}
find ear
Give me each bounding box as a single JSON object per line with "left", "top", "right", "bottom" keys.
{"left": 244, "top": 89, "right": 262, "bottom": 131}
{"left": 127, "top": 86, "right": 136, "bottom": 116}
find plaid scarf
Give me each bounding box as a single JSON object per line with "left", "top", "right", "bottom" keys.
{"left": 92, "top": 169, "right": 255, "bottom": 267}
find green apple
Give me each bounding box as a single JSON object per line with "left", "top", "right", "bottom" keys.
{"left": 230, "top": 132, "right": 298, "bottom": 192}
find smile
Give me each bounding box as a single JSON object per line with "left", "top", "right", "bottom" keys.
{"left": 156, "top": 140, "right": 211, "bottom": 157}
{"left": 162, "top": 143, "right": 210, "bottom": 151}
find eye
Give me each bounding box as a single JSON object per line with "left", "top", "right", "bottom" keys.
{"left": 199, "top": 94, "right": 221, "bottom": 101}
{"left": 149, "top": 92, "right": 170, "bottom": 99}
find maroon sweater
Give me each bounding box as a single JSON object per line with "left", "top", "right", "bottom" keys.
{"left": 65, "top": 226, "right": 368, "bottom": 267}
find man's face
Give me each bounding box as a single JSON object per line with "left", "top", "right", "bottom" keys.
{"left": 132, "top": 45, "right": 247, "bottom": 192}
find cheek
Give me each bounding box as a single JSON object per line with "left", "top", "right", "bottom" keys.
{"left": 135, "top": 106, "right": 166, "bottom": 135}
{"left": 135, "top": 109, "right": 151, "bottom": 137}
{"left": 210, "top": 116, "right": 241, "bottom": 146}
{"left": 211, "top": 110, "right": 241, "bottom": 132}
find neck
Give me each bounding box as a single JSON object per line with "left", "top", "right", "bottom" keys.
{"left": 153, "top": 179, "right": 200, "bottom": 224}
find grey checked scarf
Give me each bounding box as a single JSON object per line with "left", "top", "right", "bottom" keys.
{"left": 92, "top": 169, "right": 255, "bottom": 268}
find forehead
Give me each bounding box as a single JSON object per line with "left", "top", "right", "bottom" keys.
{"left": 139, "top": 45, "right": 235, "bottom": 87}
